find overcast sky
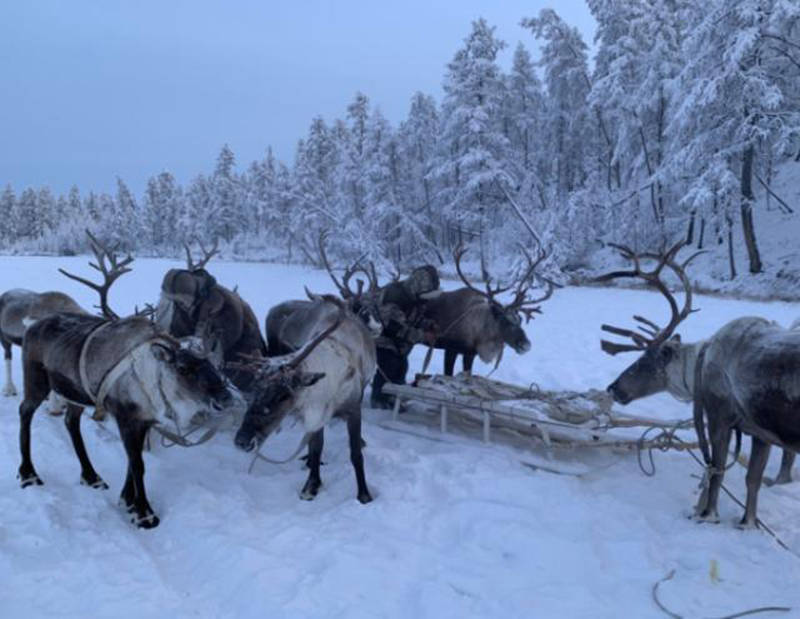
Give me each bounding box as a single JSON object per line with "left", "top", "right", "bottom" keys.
{"left": 1, "top": 1, "right": 595, "bottom": 196}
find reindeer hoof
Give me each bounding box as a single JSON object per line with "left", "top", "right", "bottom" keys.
{"left": 300, "top": 481, "right": 321, "bottom": 500}
{"left": 18, "top": 473, "right": 43, "bottom": 488}
{"left": 772, "top": 473, "right": 793, "bottom": 486}
{"left": 132, "top": 511, "right": 160, "bottom": 529}
{"left": 2, "top": 386, "right": 17, "bottom": 397}
{"left": 692, "top": 510, "right": 720, "bottom": 524}
{"left": 357, "top": 491, "right": 373, "bottom": 504}
{"left": 737, "top": 517, "right": 759, "bottom": 530}
{"left": 81, "top": 475, "right": 109, "bottom": 490}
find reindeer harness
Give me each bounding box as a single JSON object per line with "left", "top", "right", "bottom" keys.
{"left": 77, "top": 322, "right": 218, "bottom": 446}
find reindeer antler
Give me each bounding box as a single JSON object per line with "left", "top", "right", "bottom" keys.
{"left": 506, "top": 245, "right": 558, "bottom": 323}
{"left": 184, "top": 238, "right": 220, "bottom": 271}
{"left": 230, "top": 306, "right": 343, "bottom": 381}
{"left": 318, "top": 230, "right": 380, "bottom": 301}
{"left": 453, "top": 245, "right": 518, "bottom": 303}
{"left": 59, "top": 230, "right": 133, "bottom": 320}
{"left": 454, "top": 245, "right": 556, "bottom": 322}
{"left": 595, "top": 240, "right": 704, "bottom": 355}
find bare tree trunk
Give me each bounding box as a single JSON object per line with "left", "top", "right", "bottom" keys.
{"left": 697, "top": 217, "right": 706, "bottom": 249}
{"left": 740, "top": 144, "right": 763, "bottom": 274}
{"left": 686, "top": 210, "right": 696, "bottom": 245}
{"left": 727, "top": 216, "right": 737, "bottom": 280}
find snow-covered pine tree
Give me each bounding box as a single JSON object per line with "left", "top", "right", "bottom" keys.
{"left": 397, "top": 92, "right": 441, "bottom": 256}
{"left": 434, "top": 18, "right": 508, "bottom": 272}
{"left": 0, "top": 186, "right": 16, "bottom": 242}
{"left": 671, "top": 0, "right": 800, "bottom": 274}
{"left": 588, "top": 0, "right": 690, "bottom": 246}
{"left": 210, "top": 144, "right": 241, "bottom": 243}
{"left": 12, "top": 188, "right": 38, "bottom": 240}
{"left": 522, "top": 9, "right": 592, "bottom": 202}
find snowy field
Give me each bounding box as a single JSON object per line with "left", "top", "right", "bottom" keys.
{"left": 1, "top": 256, "right": 799, "bottom": 618}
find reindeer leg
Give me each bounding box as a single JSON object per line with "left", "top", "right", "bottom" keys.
{"left": 462, "top": 353, "right": 476, "bottom": 376}
{"left": 300, "top": 429, "right": 324, "bottom": 500}
{"left": 18, "top": 364, "right": 49, "bottom": 487}
{"left": 64, "top": 404, "right": 108, "bottom": 489}
{"left": 2, "top": 340, "right": 17, "bottom": 397}
{"left": 47, "top": 390, "right": 66, "bottom": 416}
{"left": 694, "top": 425, "right": 732, "bottom": 524}
{"left": 18, "top": 361, "right": 50, "bottom": 487}
{"left": 739, "top": 437, "right": 770, "bottom": 529}
{"left": 773, "top": 449, "right": 795, "bottom": 485}
{"left": 444, "top": 349, "right": 457, "bottom": 377}
{"left": 117, "top": 416, "right": 159, "bottom": 528}
{"left": 347, "top": 412, "right": 372, "bottom": 504}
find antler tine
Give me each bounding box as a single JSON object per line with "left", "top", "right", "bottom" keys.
{"left": 184, "top": 237, "right": 219, "bottom": 271}
{"left": 195, "top": 238, "right": 220, "bottom": 270}
{"left": 505, "top": 246, "right": 556, "bottom": 321}
{"left": 184, "top": 241, "right": 196, "bottom": 270}
{"left": 59, "top": 230, "right": 133, "bottom": 320}
{"left": 633, "top": 315, "right": 660, "bottom": 336}
{"left": 453, "top": 245, "right": 490, "bottom": 299}
{"left": 601, "top": 339, "right": 648, "bottom": 356}
{"left": 318, "top": 230, "right": 351, "bottom": 299}
{"left": 597, "top": 239, "right": 697, "bottom": 354}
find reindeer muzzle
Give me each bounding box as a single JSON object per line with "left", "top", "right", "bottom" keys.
{"left": 606, "top": 381, "right": 631, "bottom": 405}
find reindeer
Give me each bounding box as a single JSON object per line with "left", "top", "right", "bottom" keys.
{"left": 155, "top": 239, "right": 266, "bottom": 391}
{"left": 236, "top": 292, "right": 376, "bottom": 503}
{"left": 19, "top": 232, "right": 234, "bottom": 528}
{"left": 0, "top": 289, "right": 87, "bottom": 415}
{"left": 422, "top": 246, "right": 555, "bottom": 376}
{"left": 599, "top": 241, "right": 800, "bottom": 527}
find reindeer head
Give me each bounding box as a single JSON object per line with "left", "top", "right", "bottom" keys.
{"left": 597, "top": 241, "right": 702, "bottom": 405}
{"left": 232, "top": 310, "right": 342, "bottom": 452}
{"left": 149, "top": 338, "right": 234, "bottom": 419}
{"left": 155, "top": 240, "right": 220, "bottom": 335}
{"left": 404, "top": 265, "right": 441, "bottom": 300}
{"left": 454, "top": 245, "right": 555, "bottom": 355}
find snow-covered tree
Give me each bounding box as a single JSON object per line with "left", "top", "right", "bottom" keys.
{"left": 434, "top": 18, "right": 508, "bottom": 268}
{"left": 671, "top": 0, "right": 800, "bottom": 273}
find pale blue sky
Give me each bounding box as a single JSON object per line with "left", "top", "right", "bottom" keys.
{"left": 1, "top": 1, "right": 595, "bottom": 195}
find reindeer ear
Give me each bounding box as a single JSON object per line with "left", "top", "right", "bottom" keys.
{"left": 670, "top": 334, "right": 681, "bottom": 343}
{"left": 151, "top": 342, "right": 176, "bottom": 363}
{"left": 293, "top": 371, "right": 325, "bottom": 388}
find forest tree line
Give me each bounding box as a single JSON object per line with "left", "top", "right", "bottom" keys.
{"left": 2, "top": 1, "right": 799, "bottom": 279}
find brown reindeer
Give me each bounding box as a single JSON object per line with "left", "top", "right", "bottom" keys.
{"left": 599, "top": 241, "right": 798, "bottom": 527}
{"left": 155, "top": 239, "right": 266, "bottom": 392}
{"left": 422, "top": 246, "right": 556, "bottom": 375}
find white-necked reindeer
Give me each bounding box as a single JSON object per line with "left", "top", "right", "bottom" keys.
{"left": 599, "top": 242, "right": 798, "bottom": 528}
{"left": 18, "top": 232, "right": 235, "bottom": 528}
{"left": 236, "top": 291, "right": 376, "bottom": 504}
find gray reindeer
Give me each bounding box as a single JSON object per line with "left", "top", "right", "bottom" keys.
{"left": 0, "top": 289, "right": 87, "bottom": 415}
{"left": 18, "top": 233, "right": 235, "bottom": 528}
{"left": 599, "top": 242, "right": 797, "bottom": 528}
{"left": 237, "top": 292, "right": 376, "bottom": 504}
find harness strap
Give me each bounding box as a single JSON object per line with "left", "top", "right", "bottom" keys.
{"left": 152, "top": 424, "right": 218, "bottom": 448}
{"left": 249, "top": 432, "right": 312, "bottom": 473}
{"left": 692, "top": 342, "right": 714, "bottom": 466}
{"left": 78, "top": 321, "right": 113, "bottom": 404}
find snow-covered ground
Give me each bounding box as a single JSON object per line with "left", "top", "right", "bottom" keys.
{"left": 1, "top": 256, "right": 799, "bottom": 618}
